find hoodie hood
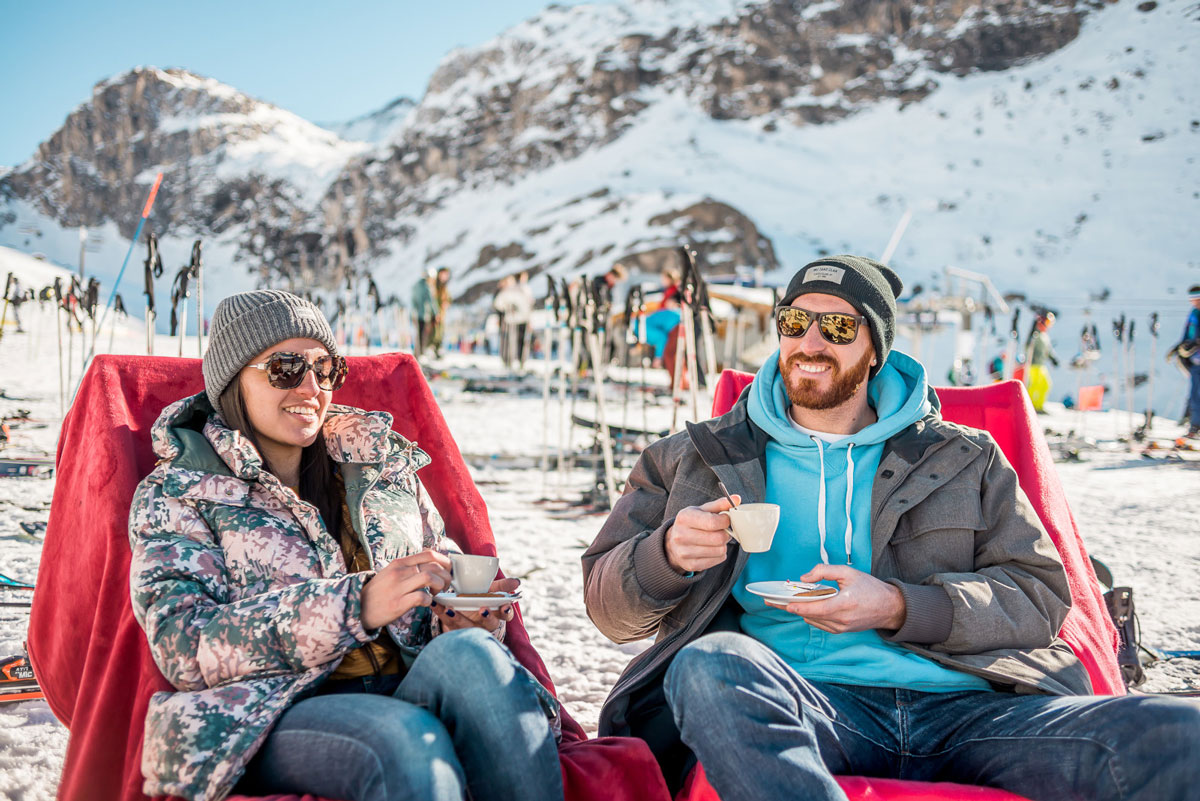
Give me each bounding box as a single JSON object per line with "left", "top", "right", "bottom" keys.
{"left": 748, "top": 348, "right": 931, "bottom": 450}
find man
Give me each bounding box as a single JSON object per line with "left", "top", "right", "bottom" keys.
{"left": 1176, "top": 285, "right": 1200, "bottom": 437}
{"left": 582, "top": 255, "right": 1197, "bottom": 801}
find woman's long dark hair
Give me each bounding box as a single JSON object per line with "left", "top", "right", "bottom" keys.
{"left": 219, "top": 377, "right": 341, "bottom": 542}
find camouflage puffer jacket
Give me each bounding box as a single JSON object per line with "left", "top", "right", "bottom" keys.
{"left": 129, "top": 393, "right": 462, "bottom": 801}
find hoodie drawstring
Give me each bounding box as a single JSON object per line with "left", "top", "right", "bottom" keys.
{"left": 843, "top": 443, "right": 855, "bottom": 565}
{"left": 812, "top": 437, "right": 830, "bottom": 564}
{"left": 809, "top": 437, "right": 855, "bottom": 565}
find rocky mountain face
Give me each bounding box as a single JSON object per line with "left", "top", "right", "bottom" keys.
{"left": 0, "top": 68, "right": 363, "bottom": 276}
{"left": 320, "top": 0, "right": 1089, "bottom": 288}
{"left": 0, "top": 0, "right": 1103, "bottom": 301}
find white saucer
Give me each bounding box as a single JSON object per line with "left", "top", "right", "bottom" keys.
{"left": 432, "top": 590, "right": 521, "bottom": 610}
{"left": 745, "top": 581, "right": 839, "bottom": 606}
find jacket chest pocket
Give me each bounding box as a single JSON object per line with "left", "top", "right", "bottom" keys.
{"left": 889, "top": 490, "right": 984, "bottom": 577}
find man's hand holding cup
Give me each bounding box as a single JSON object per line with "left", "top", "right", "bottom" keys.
{"left": 665, "top": 495, "right": 741, "bottom": 574}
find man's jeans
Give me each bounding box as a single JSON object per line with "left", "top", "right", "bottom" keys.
{"left": 237, "top": 628, "right": 564, "bottom": 801}
{"left": 665, "top": 632, "right": 1199, "bottom": 801}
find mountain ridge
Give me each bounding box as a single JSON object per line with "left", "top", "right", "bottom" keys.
{"left": 0, "top": 0, "right": 1194, "bottom": 317}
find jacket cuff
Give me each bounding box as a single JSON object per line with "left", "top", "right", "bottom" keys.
{"left": 345, "top": 572, "right": 379, "bottom": 644}
{"left": 882, "top": 580, "right": 953, "bottom": 644}
{"left": 633, "top": 522, "right": 701, "bottom": 601}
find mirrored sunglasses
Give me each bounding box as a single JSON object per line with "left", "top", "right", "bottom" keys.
{"left": 249, "top": 352, "right": 348, "bottom": 391}
{"left": 775, "top": 306, "right": 866, "bottom": 345}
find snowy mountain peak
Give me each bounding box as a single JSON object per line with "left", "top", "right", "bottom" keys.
{"left": 1, "top": 66, "right": 364, "bottom": 245}
{"left": 320, "top": 96, "right": 417, "bottom": 145}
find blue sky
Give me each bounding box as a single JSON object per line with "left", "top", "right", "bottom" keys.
{"left": 0, "top": 0, "right": 599, "bottom": 166}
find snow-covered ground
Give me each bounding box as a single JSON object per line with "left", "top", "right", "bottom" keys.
{"left": 0, "top": 256, "right": 1197, "bottom": 799}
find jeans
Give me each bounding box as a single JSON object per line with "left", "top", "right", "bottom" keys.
{"left": 237, "top": 628, "right": 564, "bottom": 801}
{"left": 664, "top": 632, "right": 1199, "bottom": 801}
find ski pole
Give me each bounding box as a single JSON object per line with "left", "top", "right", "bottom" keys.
{"left": 143, "top": 233, "right": 163, "bottom": 355}
{"left": 540, "top": 289, "right": 554, "bottom": 499}
{"left": 620, "top": 287, "right": 636, "bottom": 448}
{"left": 75, "top": 174, "right": 162, "bottom": 392}
{"left": 633, "top": 286, "right": 649, "bottom": 439}
{"left": 54, "top": 278, "right": 65, "bottom": 419}
{"left": 670, "top": 304, "right": 688, "bottom": 435}
{"left": 192, "top": 240, "right": 204, "bottom": 356}
{"left": 555, "top": 285, "right": 571, "bottom": 497}
{"left": 1003, "top": 309, "right": 1020, "bottom": 381}
{"left": 1112, "top": 316, "right": 1125, "bottom": 439}
{"left": 109, "top": 294, "right": 125, "bottom": 352}
{"left": 679, "top": 247, "right": 703, "bottom": 421}
{"left": 584, "top": 288, "right": 619, "bottom": 510}
{"left": 1147, "top": 312, "right": 1159, "bottom": 433}
{"left": 93, "top": 174, "right": 162, "bottom": 355}
{"left": 556, "top": 279, "right": 573, "bottom": 492}
{"left": 1126, "top": 320, "right": 1136, "bottom": 446}
{"left": 66, "top": 277, "right": 82, "bottom": 394}
{"left": 83, "top": 278, "right": 98, "bottom": 367}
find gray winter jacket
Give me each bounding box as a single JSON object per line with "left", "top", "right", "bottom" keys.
{"left": 581, "top": 387, "right": 1092, "bottom": 778}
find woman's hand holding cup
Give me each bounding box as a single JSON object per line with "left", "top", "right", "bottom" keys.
{"left": 361, "top": 549, "right": 452, "bottom": 630}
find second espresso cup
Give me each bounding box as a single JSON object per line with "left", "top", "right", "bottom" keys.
{"left": 449, "top": 553, "right": 500, "bottom": 594}
{"left": 724, "top": 502, "right": 781, "bottom": 553}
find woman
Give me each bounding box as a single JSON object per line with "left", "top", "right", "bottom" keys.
{"left": 128, "top": 290, "right": 563, "bottom": 801}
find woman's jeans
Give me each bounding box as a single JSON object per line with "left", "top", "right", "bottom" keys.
{"left": 237, "top": 628, "right": 564, "bottom": 801}
{"left": 665, "top": 632, "right": 1199, "bottom": 801}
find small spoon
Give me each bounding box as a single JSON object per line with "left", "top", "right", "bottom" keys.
{"left": 717, "top": 479, "right": 739, "bottom": 509}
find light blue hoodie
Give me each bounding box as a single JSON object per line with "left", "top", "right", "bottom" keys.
{"left": 739, "top": 349, "right": 990, "bottom": 692}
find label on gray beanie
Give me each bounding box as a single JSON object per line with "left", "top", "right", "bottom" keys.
{"left": 804, "top": 265, "right": 846, "bottom": 284}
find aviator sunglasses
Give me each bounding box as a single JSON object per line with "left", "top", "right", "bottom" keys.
{"left": 249, "top": 352, "right": 349, "bottom": 391}
{"left": 775, "top": 306, "right": 866, "bottom": 345}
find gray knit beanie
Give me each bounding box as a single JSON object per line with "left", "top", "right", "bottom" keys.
{"left": 780, "top": 255, "right": 904, "bottom": 377}
{"left": 202, "top": 290, "right": 339, "bottom": 418}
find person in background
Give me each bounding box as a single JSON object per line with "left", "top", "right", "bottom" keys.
{"left": 1175, "top": 284, "right": 1200, "bottom": 436}
{"left": 431, "top": 267, "right": 453, "bottom": 358}
{"left": 582, "top": 255, "right": 1198, "bottom": 801}
{"left": 1024, "top": 311, "right": 1059, "bottom": 413}
{"left": 659, "top": 267, "right": 681, "bottom": 309}
{"left": 591, "top": 262, "right": 629, "bottom": 311}
{"left": 128, "top": 290, "right": 562, "bottom": 801}
{"left": 492, "top": 274, "right": 534, "bottom": 370}
{"left": 492, "top": 276, "right": 515, "bottom": 367}
{"left": 411, "top": 270, "right": 438, "bottom": 358}
{"left": 4, "top": 276, "right": 27, "bottom": 333}
{"left": 513, "top": 272, "right": 535, "bottom": 368}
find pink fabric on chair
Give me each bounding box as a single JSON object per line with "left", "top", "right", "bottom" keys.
{"left": 677, "top": 370, "right": 1125, "bottom": 801}
{"left": 29, "top": 353, "right": 670, "bottom": 801}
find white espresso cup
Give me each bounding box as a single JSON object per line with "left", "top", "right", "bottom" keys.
{"left": 449, "top": 553, "right": 500, "bottom": 594}
{"left": 724, "top": 502, "right": 781, "bottom": 553}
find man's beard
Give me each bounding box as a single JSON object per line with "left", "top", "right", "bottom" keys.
{"left": 781, "top": 347, "right": 873, "bottom": 411}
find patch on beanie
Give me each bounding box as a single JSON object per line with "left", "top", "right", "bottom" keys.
{"left": 803, "top": 265, "right": 846, "bottom": 284}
